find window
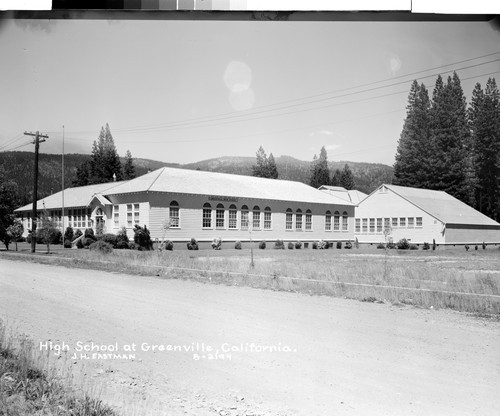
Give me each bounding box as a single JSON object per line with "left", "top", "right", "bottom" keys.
{"left": 369, "top": 218, "right": 375, "bottom": 233}
{"left": 377, "top": 218, "right": 382, "bottom": 233}
{"left": 296, "top": 209, "right": 302, "bottom": 230}
{"left": 170, "top": 201, "right": 180, "bottom": 228}
{"left": 408, "top": 217, "right": 414, "bottom": 228}
{"left": 384, "top": 218, "right": 390, "bottom": 230}
{"left": 216, "top": 204, "right": 225, "bottom": 229}
{"left": 87, "top": 208, "right": 92, "bottom": 228}
{"left": 416, "top": 217, "right": 423, "bottom": 227}
{"left": 229, "top": 204, "right": 237, "bottom": 229}
{"left": 253, "top": 206, "right": 261, "bottom": 230}
{"left": 127, "top": 204, "right": 133, "bottom": 226}
{"left": 305, "top": 209, "right": 312, "bottom": 230}
{"left": 400, "top": 217, "right": 406, "bottom": 227}
{"left": 114, "top": 205, "right": 119, "bottom": 227}
{"left": 333, "top": 211, "right": 340, "bottom": 231}
{"left": 134, "top": 203, "right": 140, "bottom": 225}
{"left": 355, "top": 218, "right": 361, "bottom": 233}
{"left": 392, "top": 217, "right": 398, "bottom": 228}
{"left": 264, "top": 207, "right": 272, "bottom": 230}
{"left": 325, "top": 210, "right": 332, "bottom": 231}
{"left": 286, "top": 208, "right": 293, "bottom": 230}
{"left": 241, "top": 205, "right": 249, "bottom": 230}
{"left": 342, "top": 212, "right": 348, "bottom": 231}
{"left": 362, "top": 218, "right": 368, "bottom": 233}
{"left": 202, "top": 203, "right": 212, "bottom": 228}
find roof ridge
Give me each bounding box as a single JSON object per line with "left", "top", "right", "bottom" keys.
{"left": 147, "top": 167, "right": 166, "bottom": 192}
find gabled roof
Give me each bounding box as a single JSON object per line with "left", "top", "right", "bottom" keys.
{"left": 371, "top": 184, "right": 500, "bottom": 227}
{"left": 15, "top": 181, "right": 126, "bottom": 212}
{"left": 106, "top": 167, "right": 355, "bottom": 206}
{"left": 318, "top": 185, "right": 368, "bottom": 205}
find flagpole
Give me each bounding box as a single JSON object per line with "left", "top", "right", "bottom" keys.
{"left": 62, "top": 125, "right": 65, "bottom": 248}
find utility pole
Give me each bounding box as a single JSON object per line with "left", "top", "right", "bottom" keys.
{"left": 62, "top": 125, "right": 65, "bottom": 248}
{"left": 24, "top": 131, "right": 48, "bottom": 253}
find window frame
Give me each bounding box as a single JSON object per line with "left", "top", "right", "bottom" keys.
{"left": 295, "top": 209, "right": 303, "bottom": 231}
{"left": 228, "top": 204, "right": 238, "bottom": 229}
{"left": 305, "top": 209, "right": 312, "bottom": 231}
{"left": 286, "top": 208, "right": 293, "bottom": 231}
{"left": 169, "top": 201, "right": 180, "bottom": 228}
{"left": 202, "top": 203, "right": 212, "bottom": 229}
{"left": 264, "top": 207, "right": 272, "bottom": 230}
{"left": 216, "top": 203, "right": 225, "bottom": 229}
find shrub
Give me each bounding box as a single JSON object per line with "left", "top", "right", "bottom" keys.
{"left": 235, "top": 240, "right": 242, "bottom": 250}
{"left": 396, "top": 238, "right": 410, "bottom": 250}
{"left": 317, "top": 240, "right": 327, "bottom": 250}
{"left": 355, "top": 237, "right": 359, "bottom": 249}
{"left": 482, "top": 242, "right": 486, "bottom": 250}
{"left": 287, "top": 242, "right": 294, "bottom": 250}
{"left": 117, "top": 227, "right": 129, "bottom": 244}
{"left": 312, "top": 241, "right": 318, "bottom": 249}
{"left": 128, "top": 242, "right": 136, "bottom": 250}
{"left": 100, "top": 233, "right": 118, "bottom": 248}
{"left": 187, "top": 238, "right": 199, "bottom": 250}
{"left": 295, "top": 241, "right": 302, "bottom": 249}
{"left": 164, "top": 240, "right": 174, "bottom": 251}
{"left": 211, "top": 237, "right": 222, "bottom": 250}
{"left": 134, "top": 225, "right": 153, "bottom": 250}
{"left": 344, "top": 241, "right": 352, "bottom": 249}
{"left": 73, "top": 229, "right": 83, "bottom": 241}
{"left": 409, "top": 244, "right": 419, "bottom": 250}
{"left": 336, "top": 241, "right": 342, "bottom": 249}
{"left": 423, "top": 242, "right": 430, "bottom": 250}
{"left": 89, "top": 240, "right": 113, "bottom": 254}
{"left": 274, "top": 239, "right": 285, "bottom": 249}
{"left": 84, "top": 228, "right": 96, "bottom": 240}
{"left": 64, "top": 239, "right": 72, "bottom": 248}
{"left": 259, "top": 241, "right": 266, "bottom": 249}
{"left": 82, "top": 237, "right": 95, "bottom": 248}
{"left": 76, "top": 237, "right": 84, "bottom": 249}
{"left": 432, "top": 239, "right": 436, "bottom": 251}
{"left": 64, "top": 226, "right": 74, "bottom": 243}
{"left": 116, "top": 240, "right": 130, "bottom": 249}
{"left": 387, "top": 242, "right": 396, "bottom": 249}
{"left": 377, "top": 243, "right": 385, "bottom": 249}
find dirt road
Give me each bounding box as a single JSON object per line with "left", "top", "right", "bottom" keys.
{"left": 0, "top": 257, "right": 499, "bottom": 415}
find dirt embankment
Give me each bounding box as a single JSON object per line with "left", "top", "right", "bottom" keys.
{"left": 1, "top": 258, "right": 499, "bottom": 416}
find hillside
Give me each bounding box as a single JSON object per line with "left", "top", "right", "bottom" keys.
{"left": 0, "top": 152, "right": 393, "bottom": 207}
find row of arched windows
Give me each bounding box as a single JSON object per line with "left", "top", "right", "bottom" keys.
{"left": 167, "top": 201, "right": 349, "bottom": 232}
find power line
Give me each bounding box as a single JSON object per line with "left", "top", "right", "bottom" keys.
{"left": 0, "top": 133, "right": 25, "bottom": 151}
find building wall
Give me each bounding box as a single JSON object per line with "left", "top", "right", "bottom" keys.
{"left": 444, "top": 225, "right": 500, "bottom": 244}
{"left": 109, "top": 191, "right": 355, "bottom": 242}
{"left": 355, "top": 187, "right": 445, "bottom": 244}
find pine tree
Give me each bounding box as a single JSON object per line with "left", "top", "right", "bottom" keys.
{"left": 428, "top": 72, "right": 471, "bottom": 203}
{"left": 310, "top": 146, "right": 330, "bottom": 188}
{"left": 469, "top": 78, "right": 500, "bottom": 220}
{"left": 73, "top": 160, "right": 91, "bottom": 186}
{"left": 123, "top": 149, "right": 136, "bottom": 180}
{"left": 266, "top": 153, "right": 279, "bottom": 179}
{"left": 330, "top": 168, "right": 342, "bottom": 186}
{"left": 0, "top": 166, "right": 18, "bottom": 250}
{"left": 340, "top": 164, "right": 355, "bottom": 190}
{"left": 252, "top": 146, "right": 279, "bottom": 179}
{"left": 393, "top": 80, "right": 432, "bottom": 188}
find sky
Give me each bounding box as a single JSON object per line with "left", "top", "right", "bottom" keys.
{"left": 0, "top": 14, "right": 500, "bottom": 166}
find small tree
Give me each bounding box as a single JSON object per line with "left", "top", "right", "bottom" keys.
{"left": 38, "top": 208, "right": 57, "bottom": 253}
{"left": 134, "top": 224, "right": 153, "bottom": 250}
{"left": 6, "top": 219, "right": 24, "bottom": 251}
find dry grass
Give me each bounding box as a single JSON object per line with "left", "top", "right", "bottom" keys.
{"left": 0, "top": 319, "right": 119, "bottom": 416}
{"left": 2, "top": 244, "right": 500, "bottom": 315}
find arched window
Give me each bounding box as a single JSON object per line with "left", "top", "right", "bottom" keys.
{"left": 342, "top": 211, "right": 348, "bottom": 231}
{"left": 305, "top": 209, "right": 312, "bottom": 230}
{"left": 216, "top": 203, "right": 225, "bottom": 229}
{"left": 296, "top": 209, "right": 302, "bottom": 230}
{"left": 325, "top": 210, "right": 332, "bottom": 231}
{"left": 202, "top": 203, "right": 212, "bottom": 228}
{"left": 170, "top": 201, "right": 180, "bottom": 228}
{"left": 333, "top": 211, "right": 340, "bottom": 231}
{"left": 241, "top": 205, "right": 249, "bottom": 230}
{"left": 228, "top": 204, "right": 237, "bottom": 229}
{"left": 264, "top": 207, "right": 272, "bottom": 230}
{"left": 253, "top": 205, "right": 261, "bottom": 230}
{"left": 286, "top": 208, "right": 293, "bottom": 230}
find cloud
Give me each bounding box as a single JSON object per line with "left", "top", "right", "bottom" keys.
{"left": 309, "top": 129, "right": 334, "bottom": 138}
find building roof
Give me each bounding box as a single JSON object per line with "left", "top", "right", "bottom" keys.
{"left": 106, "top": 167, "right": 355, "bottom": 206}
{"left": 375, "top": 184, "right": 500, "bottom": 227}
{"left": 318, "top": 185, "right": 368, "bottom": 205}
{"left": 15, "top": 181, "right": 125, "bottom": 212}
{"left": 15, "top": 167, "right": 355, "bottom": 213}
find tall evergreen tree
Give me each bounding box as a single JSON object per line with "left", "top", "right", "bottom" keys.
{"left": 427, "top": 72, "right": 472, "bottom": 203}
{"left": 310, "top": 146, "right": 330, "bottom": 188}
{"left": 469, "top": 78, "right": 500, "bottom": 220}
{"left": 0, "top": 166, "right": 18, "bottom": 249}
{"left": 340, "top": 164, "right": 355, "bottom": 190}
{"left": 123, "top": 149, "right": 136, "bottom": 180}
{"left": 252, "top": 146, "right": 279, "bottom": 179}
{"left": 393, "top": 80, "right": 432, "bottom": 188}
{"left": 330, "top": 168, "right": 342, "bottom": 186}
{"left": 266, "top": 153, "right": 279, "bottom": 179}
